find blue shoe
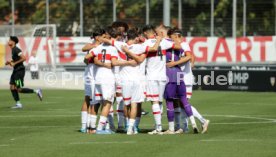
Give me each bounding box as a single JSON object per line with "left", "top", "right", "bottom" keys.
{"left": 124, "top": 125, "right": 129, "bottom": 133}
{"left": 105, "top": 129, "right": 115, "bottom": 134}
{"left": 184, "top": 127, "right": 189, "bottom": 133}
{"left": 96, "top": 130, "right": 112, "bottom": 135}
{"left": 80, "top": 128, "right": 87, "bottom": 133}
{"left": 134, "top": 127, "right": 140, "bottom": 134}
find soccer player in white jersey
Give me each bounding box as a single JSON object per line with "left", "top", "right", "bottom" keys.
{"left": 111, "top": 29, "right": 144, "bottom": 135}
{"left": 82, "top": 28, "right": 106, "bottom": 134}
{"left": 80, "top": 30, "right": 103, "bottom": 133}
{"left": 141, "top": 25, "right": 184, "bottom": 134}
{"left": 170, "top": 28, "right": 210, "bottom": 134}
{"left": 86, "top": 27, "right": 135, "bottom": 134}
{"left": 99, "top": 27, "right": 129, "bottom": 131}
{"left": 121, "top": 28, "right": 161, "bottom": 134}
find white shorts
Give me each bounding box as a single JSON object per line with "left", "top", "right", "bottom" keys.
{"left": 95, "top": 83, "right": 115, "bottom": 102}
{"left": 122, "top": 80, "right": 145, "bottom": 105}
{"left": 141, "top": 76, "right": 147, "bottom": 97}
{"left": 146, "top": 80, "right": 166, "bottom": 102}
{"left": 84, "top": 79, "right": 98, "bottom": 105}
{"left": 186, "top": 85, "right": 193, "bottom": 99}
{"left": 115, "top": 74, "right": 122, "bottom": 93}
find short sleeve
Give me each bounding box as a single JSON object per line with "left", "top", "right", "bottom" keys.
{"left": 114, "top": 41, "right": 126, "bottom": 52}
{"left": 89, "top": 47, "right": 98, "bottom": 56}
{"left": 15, "top": 48, "right": 22, "bottom": 56}
{"left": 137, "top": 44, "right": 148, "bottom": 55}
{"left": 160, "top": 39, "right": 174, "bottom": 50}
{"left": 110, "top": 47, "right": 119, "bottom": 59}
{"left": 181, "top": 42, "right": 191, "bottom": 53}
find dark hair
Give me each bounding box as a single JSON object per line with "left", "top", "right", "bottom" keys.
{"left": 105, "top": 26, "right": 121, "bottom": 38}
{"left": 127, "top": 29, "right": 138, "bottom": 40}
{"left": 92, "top": 27, "right": 105, "bottom": 38}
{"left": 10, "top": 36, "right": 19, "bottom": 44}
{"left": 167, "top": 27, "right": 182, "bottom": 36}
{"left": 142, "top": 25, "right": 155, "bottom": 33}
{"left": 111, "top": 21, "right": 129, "bottom": 31}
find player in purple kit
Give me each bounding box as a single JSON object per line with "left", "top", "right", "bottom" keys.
{"left": 163, "top": 29, "right": 199, "bottom": 134}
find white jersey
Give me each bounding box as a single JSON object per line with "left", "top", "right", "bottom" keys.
{"left": 112, "top": 40, "right": 126, "bottom": 74}
{"left": 86, "top": 47, "right": 100, "bottom": 80}
{"left": 180, "top": 41, "right": 193, "bottom": 85}
{"left": 92, "top": 44, "right": 117, "bottom": 84}
{"left": 144, "top": 38, "right": 174, "bottom": 81}
{"left": 119, "top": 43, "right": 147, "bottom": 81}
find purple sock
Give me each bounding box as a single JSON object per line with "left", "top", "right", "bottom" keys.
{"left": 166, "top": 99, "right": 175, "bottom": 122}
{"left": 180, "top": 96, "right": 193, "bottom": 117}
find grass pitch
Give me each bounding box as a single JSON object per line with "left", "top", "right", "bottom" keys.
{"left": 0, "top": 90, "right": 276, "bottom": 157}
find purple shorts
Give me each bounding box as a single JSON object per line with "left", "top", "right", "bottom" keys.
{"left": 164, "top": 81, "right": 186, "bottom": 99}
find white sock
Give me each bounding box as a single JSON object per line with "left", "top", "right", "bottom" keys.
{"left": 128, "top": 119, "right": 135, "bottom": 132}
{"left": 174, "top": 107, "right": 181, "bottom": 130}
{"left": 159, "top": 102, "right": 163, "bottom": 114}
{"left": 152, "top": 103, "right": 162, "bottom": 131}
{"left": 108, "top": 107, "right": 115, "bottom": 130}
{"left": 105, "top": 121, "right": 110, "bottom": 130}
{"left": 97, "top": 116, "right": 107, "bottom": 131}
{"left": 90, "top": 115, "right": 97, "bottom": 129}
{"left": 189, "top": 116, "right": 197, "bottom": 128}
{"left": 86, "top": 114, "right": 91, "bottom": 128}
{"left": 191, "top": 106, "right": 206, "bottom": 125}
{"left": 81, "top": 111, "right": 87, "bottom": 129}
{"left": 181, "top": 108, "right": 189, "bottom": 130}
{"left": 168, "top": 121, "right": 175, "bottom": 132}
{"left": 135, "top": 117, "right": 141, "bottom": 128}
{"left": 116, "top": 99, "right": 125, "bottom": 128}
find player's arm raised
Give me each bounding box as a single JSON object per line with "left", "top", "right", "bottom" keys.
{"left": 121, "top": 46, "right": 146, "bottom": 64}
{"left": 166, "top": 51, "right": 192, "bottom": 68}
{"left": 147, "top": 36, "right": 162, "bottom": 52}
{"left": 98, "top": 36, "right": 113, "bottom": 45}
{"left": 82, "top": 43, "right": 96, "bottom": 52}
{"left": 10, "top": 52, "right": 26, "bottom": 67}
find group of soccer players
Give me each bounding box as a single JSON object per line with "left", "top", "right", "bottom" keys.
{"left": 80, "top": 21, "right": 210, "bottom": 135}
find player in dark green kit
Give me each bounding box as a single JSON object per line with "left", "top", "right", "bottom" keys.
{"left": 6, "top": 36, "right": 43, "bottom": 109}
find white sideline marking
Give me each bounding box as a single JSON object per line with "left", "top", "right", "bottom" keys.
{"left": 204, "top": 114, "right": 276, "bottom": 121}
{"left": 0, "top": 126, "right": 78, "bottom": 129}
{"left": 200, "top": 139, "right": 258, "bottom": 142}
{"left": 0, "top": 115, "right": 79, "bottom": 118}
{"left": 69, "top": 141, "right": 136, "bottom": 145}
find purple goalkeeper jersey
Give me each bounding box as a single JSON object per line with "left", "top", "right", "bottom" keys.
{"left": 166, "top": 48, "right": 184, "bottom": 83}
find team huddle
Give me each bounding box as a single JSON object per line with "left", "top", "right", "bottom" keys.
{"left": 80, "top": 21, "right": 210, "bottom": 135}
